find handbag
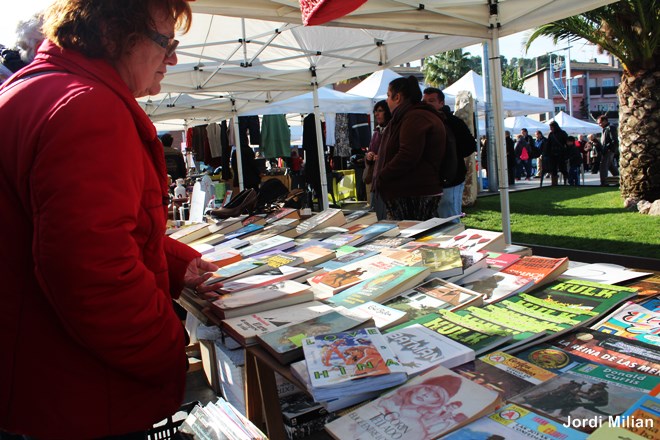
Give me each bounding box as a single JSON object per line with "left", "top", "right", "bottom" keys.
{"left": 520, "top": 147, "right": 530, "bottom": 161}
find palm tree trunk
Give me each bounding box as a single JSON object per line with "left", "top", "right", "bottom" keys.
{"left": 618, "top": 70, "right": 660, "bottom": 203}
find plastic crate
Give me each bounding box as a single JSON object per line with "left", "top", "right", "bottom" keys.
{"left": 147, "top": 401, "right": 199, "bottom": 440}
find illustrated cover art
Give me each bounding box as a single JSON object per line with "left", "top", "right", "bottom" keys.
{"left": 591, "top": 300, "right": 660, "bottom": 346}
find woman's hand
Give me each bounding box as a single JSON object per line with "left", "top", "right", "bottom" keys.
{"left": 184, "top": 257, "right": 222, "bottom": 300}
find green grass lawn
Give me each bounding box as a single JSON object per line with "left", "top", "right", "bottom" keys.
{"left": 462, "top": 186, "right": 660, "bottom": 259}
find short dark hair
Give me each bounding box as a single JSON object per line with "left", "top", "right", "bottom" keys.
{"left": 373, "top": 99, "right": 392, "bottom": 126}
{"left": 423, "top": 87, "right": 444, "bottom": 102}
{"left": 598, "top": 115, "right": 608, "bottom": 123}
{"left": 160, "top": 133, "right": 174, "bottom": 147}
{"left": 567, "top": 136, "right": 575, "bottom": 142}
{"left": 389, "top": 76, "right": 422, "bottom": 104}
{"left": 43, "top": 0, "right": 192, "bottom": 61}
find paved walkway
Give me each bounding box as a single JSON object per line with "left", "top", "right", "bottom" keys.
{"left": 478, "top": 169, "right": 618, "bottom": 195}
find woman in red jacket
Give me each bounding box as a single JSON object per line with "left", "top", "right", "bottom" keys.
{"left": 374, "top": 76, "right": 445, "bottom": 220}
{"left": 0, "top": 1, "right": 220, "bottom": 439}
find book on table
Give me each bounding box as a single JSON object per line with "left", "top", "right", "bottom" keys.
{"left": 319, "top": 247, "right": 380, "bottom": 271}
{"left": 500, "top": 255, "right": 569, "bottom": 288}
{"left": 221, "top": 223, "right": 264, "bottom": 241}
{"left": 168, "top": 222, "right": 211, "bottom": 244}
{"left": 346, "top": 222, "right": 399, "bottom": 246}
{"left": 456, "top": 267, "right": 535, "bottom": 304}
{"left": 288, "top": 245, "right": 336, "bottom": 266}
{"left": 614, "top": 394, "right": 660, "bottom": 438}
{"left": 509, "top": 362, "right": 660, "bottom": 433}
{"left": 256, "top": 307, "right": 375, "bottom": 364}
{"left": 294, "top": 208, "right": 346, "bottom": 236}
{"left": 324, "top": 363, "right": 500, "bottom": 440}
{"left": 341, "top": 209, "right": 377, "bottom": 229}
{"left": 451, "top": 350, "right": 556, "bottom": 401}
{"left": 444, "top": 249, "right": 489, "bottom": 284}
{"left": 398, "top": 215, "right": 463, "bottom": 238}
{"left": 626, "top": 273, "right": 660, "bottom": 299}
{"left": 294, "top": 226, "right": 349, "bottom": 245}
{"left": 559, "top": 262, "right": 651, "bottom": 285}
{"left": 209, "top": 280, "right": 314, "bottom": 319}
{"left": 485, "top": 251, "right": 522, "bottom": 270}
{"left": 382, "top": 277, "right": 484, "bottom": 323}
{"left": 307, "top": 254, "right": 400, "bottom": 296}
{"left": 302, "top": 327, "right": 408, "bottom": 402}
{"left": 204, "top": 252, "right": 304, "bottom": 284}
{"left": 442, "top": 403, "right": 588, "bottom": 440}
{"left": 327, "top": 266, "right": 431, "bottom": 309}
{"left": 187, "top": 232, "right": 226, "bottom": 247}
{"left": 214, "top": 265, "right": 308, "bottom": 294}
{"left": 358, "top": 236, "right": 415, "bottom": 252}
{"left": 416, "top": 246, "right": 464, "bottom": 279}
{"left": 220, "top": 300, "right": 335, "bottom": 346}
{"left": 590, "top": 300, "right": 660, "bottom": 346}
{"left": 438, "top": 228, "right": 506, "bottom": 252}
{"left": 385, "top": 323, "right": 476, "bottom": 375}
{"left": 348, "top": 301, "right": 408, "bottom": 330}
{"left": 201, "top": 247, "right": 242, "bottom": 267}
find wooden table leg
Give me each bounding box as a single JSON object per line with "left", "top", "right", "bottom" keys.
{"left": 244, "top": 348, "right": 286, "bottom": 440}
{"left": 244, "top": 349, "right": 265, "bottom": 430}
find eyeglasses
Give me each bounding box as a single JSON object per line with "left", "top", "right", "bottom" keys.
{"left": 147, "top": 30, "right": 179, "bottom": 58}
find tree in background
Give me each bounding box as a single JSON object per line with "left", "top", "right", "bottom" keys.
{"left": 422, "top": 49, "right": 480, "bottom": 87}
{"left": 525, "top": 0, "right": 659, "bottom": 204}
{"left": 501, "top": 65, "right": 525, "bottom": 92}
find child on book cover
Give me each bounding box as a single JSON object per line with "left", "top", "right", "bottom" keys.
{"left": 376, "top": 375, "right": 465, "bottom": 438}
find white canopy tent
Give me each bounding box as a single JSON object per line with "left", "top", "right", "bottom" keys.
{"left": 191, "top": 0, "right": 616, "bottom": 244}
{"left": 547, "top": 111, "right": 602, "bottom": 135}
{"left": 238, "top": 87, "right": 373, "bottom": 116}
{"left": 504, "top": 116, "right": 550, "bottom": 133}
{"left": 444, "top": 70, "right": 554, "bottom": 117}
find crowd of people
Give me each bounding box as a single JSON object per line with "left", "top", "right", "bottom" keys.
{"left": 486, "top": 115, "right": 619, "bottom": 188}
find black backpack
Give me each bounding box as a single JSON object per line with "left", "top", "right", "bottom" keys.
{"left": 439, "top": 124, "right": 458, "bottom": 187}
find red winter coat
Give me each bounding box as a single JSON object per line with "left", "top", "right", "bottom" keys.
{"left": 0, "top": 41, "right": 200, "bottom": 439}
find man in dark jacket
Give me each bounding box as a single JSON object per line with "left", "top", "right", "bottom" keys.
{"left": 422, "top": 87, "right": 476, "bottom": 223}
{"left": 161, "top": 133, "right": 187, "bottom": 181}
{"left": 597, "top": 115, "right": 619, "bottom": 186}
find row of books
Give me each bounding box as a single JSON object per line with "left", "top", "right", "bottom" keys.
{"left": 168, "top": 207, "right": 658, "bottom": 439}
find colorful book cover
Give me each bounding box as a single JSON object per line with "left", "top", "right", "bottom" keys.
{"left": 453, "top": 351, "right": 556, "bottom": 400}
{"left": 388, "top": 309, "right": 513, "bottom": 356}
{"left": 319, "top": 248, "right": 379, "bottom": 271}
{"left": 223, "top": 223, "right": 264, "bottom": 241}
{"left": 417, "top": 246, "right": 463, "bottom": 277}
{"left": 452, "top": 307, "right": 542, "bottom": 344}
{"left": 216, "top": 265, "right": 307, "bottom": 294}
{"left": 359, "top": 236, "right": 414, "bottom": 252}
{"left": 309, "top": 254, "right": 398, "bottom": 294}
{"left": 642, "top": 297, "right": 660, "bottom": 312}
{"left": 443, "top": 403, "right": 588, "bottom": 440}
{"left": 510, "top": 363, "right": 660, "bottom": 433}
{"left": 458, "top": 268, "right": 534, "bottom": 304}
{"left": 501, "top": 256, "right": 569, "bottom": 286}
{"left": 385, "top": 323, "right": 476, "bottom": 376}
{"left": 238, "top": 235, "right": 294, "bottom": 257}
{"left": 386, "top": 277, "right": 484, "bottom": 319}
{"left": 528, "top": 279, "right": 638, "bottom": 317}
{"left": 549, "top": 328, "right": 660, "bottom": 376}
{"left": 618, "top": 394, "right": 660, "bottom": 438}
{"left": 205, "top": 257, "right": 264, "bottom": 281}
{"left": 627, "top": 274, "right": 660, "bottom": 298}
{"left": 591, "top": 301, "right": 660, "bottom": 346}
{"left": 486, "top": 251, "right": 522, "bottom": 270}
{"left": 289, "top": 245, "right": 336, "bottom": 266}
{"left": 513, "top": 343, "right": 588, "bottom": 375}
{"left": 325, "top": 364, "right": 499, "bottom": 440}
{"left": 348, "top": 222, "right": 398, "bottom": 246}
{"left": 295, "top": 208, "right": 345, "bottom": 235}
{"left": 378, "top": 248, "right": 422, "bottom": 266}
{"left": 328, "top": 266, "right": 430, "bottom": 308}
{"left": 212, "top": 280, "right": 311, "bottom": 310}
{"left": 256, "top": 308, "right": 372, "bottom": 363}
{"left": 302, "top": 328, "right": 406, "bottom": 392}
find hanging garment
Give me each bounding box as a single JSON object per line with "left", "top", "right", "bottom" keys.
{"left": 206, "top": 122, "right": 222, "bottom": 158}
{"left": 238, "top": 115, "right": 261, "bottom": 147}
{"left": 348, "top": 113, "right": 371, "bottom": 149}
{"left": 221, "top": 121, "right": 231, "bottom": 180}
{"left": 260, "top": 114, "right": 291, "bottom": 158}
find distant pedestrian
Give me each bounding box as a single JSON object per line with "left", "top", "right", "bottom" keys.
{"left": 546, "top": 121, "right": 569, "bottom": 186}
{"left": 597, "top": 115, "right": 619, "bottom": 186}
{"left": 566, "top": 136, "right": 582, "bottom": 186}
{"left": 587, "top": 133, "right": 602, "bottom": 174}
{"left": 514, "top": 134, "right": 532, "bottom": 181}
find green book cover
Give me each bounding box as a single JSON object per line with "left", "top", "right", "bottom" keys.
{"left": 501, "top": 293, "right": 597, "bottom": 325}
{"left": 388, "top": 309, "right": 512, "bottom": 355}
{"left": 328, "top": 266, "right": 430, "bottom": 308}
{"left": 529, "top": 279, "right": 638, "bottom": 317}
{"left": 454, "top": 306, "right": 540, "bottom": 342}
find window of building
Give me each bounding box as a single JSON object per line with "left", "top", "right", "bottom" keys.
{"left": 588, "top": 78, "right": 596, "bottom": 87}
{"left": 555, "top": 104, "right": 567, "bottom": 113}
{"left": 602, "top": 78, "right": 615, "bottom": 87}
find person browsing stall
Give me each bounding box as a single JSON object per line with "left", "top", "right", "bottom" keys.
{"left": 0, "top": 1, "right": 221, "bottom": 439}
{"left": 374, "top": 76, "right": 445, "bottom": 220}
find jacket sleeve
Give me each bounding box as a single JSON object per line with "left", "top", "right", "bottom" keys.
{"left": 30, "top": 87, "right": 186, "bottom": 386}
{"left": 165, "top": 236, "right": 201, "bottom": 299}
{"left": 448, "top": 114, "right": 476, "bottom": 158}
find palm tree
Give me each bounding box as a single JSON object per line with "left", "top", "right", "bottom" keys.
{"left": 422, "top": 49, "right": 476, "bottom": 87}
{"left": 525, "top": 0, "right": 659, "bottom": 203}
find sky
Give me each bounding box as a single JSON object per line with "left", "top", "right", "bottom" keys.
{"left": 1, "top": 0, "right": 608, "bottom": 64}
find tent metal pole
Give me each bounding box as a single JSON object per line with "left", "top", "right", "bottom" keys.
{"left": 312, "top": 80, "right": 330, "bottom": 210}
{"left": 482, "top": 42, "right": 498, "bottom": 193}
{"left": 231, "top": 101, "right": 244, "bottom": 191}
{"left": 487, "top": 26, "right": 512, "bottom": 245}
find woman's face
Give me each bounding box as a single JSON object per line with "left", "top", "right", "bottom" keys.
{"left": 387, "top": 87, "right": 401, "bottom": 112}
{"left": 114, "top": 8, "right": 178, "bottom": 97}
{"left": 374, "top": 106, "right": 387, "bottom": 125}
{"left": 410, "top": 386, "right": 444, "bottom": 406}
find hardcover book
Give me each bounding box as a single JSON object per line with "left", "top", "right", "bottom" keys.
{"left": 220, "top": 301, "right": 334, "bottom": 346}
{"left": 452, "top": 350, "right": 556, "bottom": 401}
{"left": 328, "top": 266, "right": 430, "bottom": 308}
{"left": 256, "top": 307, "right": 374, "bottom": 364}
{"left": 443, "top": 403, "right": 588, "bottom": 440}
{"left": 325, "top": 363, "right": 499, "bottom": 440}
{"left": 501, "top": 255, "right": 569, "bottom": 288}
{"left": 510, "top": 363, "right": 660, "bottom": 433}
{"left": 385, "top": 324, "right": 476, "bottom": 376}
{"left": 302, "top": 327, "right": 408, "bottom": 402}
{"left": 210, "top": 280, "right": 314, "bottom": 319}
